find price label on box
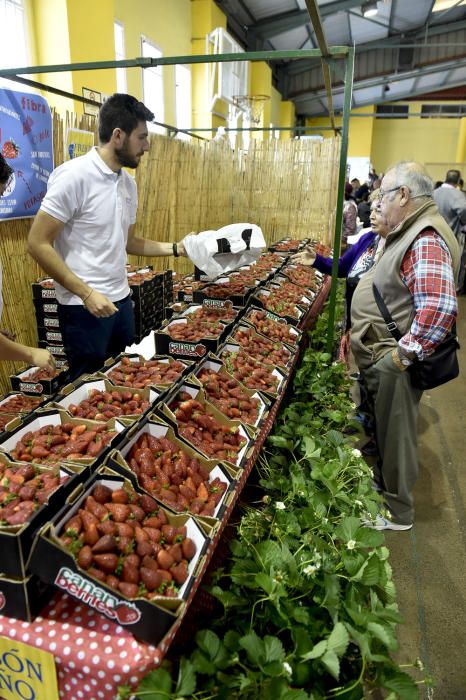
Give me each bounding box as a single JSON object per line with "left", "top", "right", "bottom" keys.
{"left": 0, "top": 636, "right": 59, "bottom": 700}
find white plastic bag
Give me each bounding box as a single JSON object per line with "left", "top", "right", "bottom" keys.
{"left": 183, "top": 223, "right": 266, "bottom": 280}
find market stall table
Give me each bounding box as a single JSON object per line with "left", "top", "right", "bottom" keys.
{"left": 0, "top": 276, "right": 331, "bottom": 700}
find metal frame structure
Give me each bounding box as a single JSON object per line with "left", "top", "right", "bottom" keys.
{"left": 0, "top": 4, "right": 354, "bottom": 352}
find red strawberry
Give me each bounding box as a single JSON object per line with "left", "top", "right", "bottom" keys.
{"left": 93, "top": 553, "right": 118, "bottom": 574}
{"left": 182, "top": 538, "right": 196, "bottom": 560}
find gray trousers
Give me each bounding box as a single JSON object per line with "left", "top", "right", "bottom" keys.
{"left": 361, "top": 351, "right": 423, "bottom": 525}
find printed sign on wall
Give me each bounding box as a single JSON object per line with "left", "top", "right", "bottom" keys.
{"left": 0, "top": 88, "right": 53, "bottom": 221}
{"left": 64, "top": 128, "right": 94, "bottom": 161}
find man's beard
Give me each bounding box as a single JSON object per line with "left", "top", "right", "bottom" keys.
{"left": 115, "top": 138, "right": 140, "bottom": 169}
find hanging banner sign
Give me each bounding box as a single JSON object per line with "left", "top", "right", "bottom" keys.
{"left": 64, "top": 128, "right": 94, "bottom": 161}
{"left": 0, "top": 88, "right": 53, "bottom": 221}
{"left": 0, "top": 636, "right": 59, "bottom": 700}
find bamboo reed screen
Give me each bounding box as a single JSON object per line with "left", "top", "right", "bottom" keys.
{"left": 0, "top": 112, "right": 340, "bottom": 393}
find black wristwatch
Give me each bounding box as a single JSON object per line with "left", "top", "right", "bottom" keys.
{"left": 173, "top": 242, "right": 179, "bottom": 257}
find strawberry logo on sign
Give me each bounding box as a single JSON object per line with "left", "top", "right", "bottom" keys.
{"left": 1, "top": 138, "right": 20, "bottom": 159}
{"left": 114, "top": 603, "right": 141, "bottom": 625}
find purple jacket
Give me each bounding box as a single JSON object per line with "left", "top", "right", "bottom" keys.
{"left": 312, "top": 231, "right": 377, "bottom": 278}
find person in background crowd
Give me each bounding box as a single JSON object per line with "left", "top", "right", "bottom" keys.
{"left": 351, "top": 161, "right": 460, "bottom": 531}
{"left": 343, "top": 182, "right": 358, "bottom": 247}
{"left": 459, "top": 178, "right": 464, "bottom": 193}
{"left": 27, "top": 93, "right": 195, "bottom": 381}
{"left": 350, "top": 177, "right": 361, "bottom": 193}
{"left": 0, "top": 155, "right": 55, "bottom": 370}
{"left": 368, "top": 166, "right": 378, "bottom": 188}
{"left": 433, "top": 169, "right": 466, "bottom": 290}
{"left": 357, "top": 190, "right": 371, "bottom": 228}
{"left": 434, "top": 180, "right": 443, "bottom": 190}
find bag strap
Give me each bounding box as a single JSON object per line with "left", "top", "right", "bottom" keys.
{"left": 372, "top": 283, "right": 403, "bottom": 341}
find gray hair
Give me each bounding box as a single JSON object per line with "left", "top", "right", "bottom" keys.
{"left": 385, "top": 161, "right": 434, "bottom": 200}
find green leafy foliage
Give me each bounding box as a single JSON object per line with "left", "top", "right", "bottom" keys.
{"left": 128, "top": 289, "right": 426, "bottom": 700}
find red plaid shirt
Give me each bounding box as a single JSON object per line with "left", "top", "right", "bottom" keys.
{"left": 399, "top": 229, "right": 457, "bottom": 359}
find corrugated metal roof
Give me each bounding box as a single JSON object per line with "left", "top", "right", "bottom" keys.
{"left": 245, "top": 0, "right": 296, "bottom": 21}
{"left": 271, "top": 26, "right": 310, "bottom": 50}
{"left": 214, "top": 0, "right": 466, "bottom": 116}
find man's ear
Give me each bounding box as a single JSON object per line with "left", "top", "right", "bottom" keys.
{"left": 111, "top": 127, "right": 125, "bottom": 146}
{"left": 399, "top": 186, "right": 410, "bottom": 207}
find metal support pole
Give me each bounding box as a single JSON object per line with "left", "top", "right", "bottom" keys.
{"left": 326, "top": 47, "right": 354, "bottom": 354}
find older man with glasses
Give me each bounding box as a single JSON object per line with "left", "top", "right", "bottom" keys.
{"left": 350, "top": 161, "right": 460, "bottom": 531}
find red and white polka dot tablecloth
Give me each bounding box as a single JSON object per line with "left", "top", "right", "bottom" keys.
{"left": 0, "top": 591, "right": 164, "bottom": 700}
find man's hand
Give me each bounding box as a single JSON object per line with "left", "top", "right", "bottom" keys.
{"left": 30, "top": 348, "right": 56, "bottom": 372}
{"left": 291, "top": 250, "right": 316, "bottom": 266}
{"left": 84, "top": 290, "right": 118, "bottom": 318}
{"left": 178, "top": 232, "right": 196, "bottom": 258}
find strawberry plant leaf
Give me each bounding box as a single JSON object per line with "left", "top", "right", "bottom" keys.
{"left": 326, "top": 622, "right": 349, "bottom": 656}
{"left": 357, "top": 527, "right": 385, "bottom": 548}
{"left": 367, "top": 621, "right": 397, "bottom": 650}
{"left": 264, "top": 636, "right": 285, "bottom": 664}
{"left": 301, "top": 639, "right": 327, "bottom": 661}
{"left": 196, "top": 629, "right": 220, "bottom": 658}
{"left": 255, "top": 571, "right": 275, "bottom": 594}
{"left": 190, "top": 649, "right": 215, "bottom": 675}
{"left": 383, "top": 669, "right": 419, "bottom": 700}
{"left": 360, "top": 554, "right": 381, "bottom": 586}
{"left": 335, "top": 516, "right": 361, "bottom": 542}
{"left": 224, "top": 629, "right": 241, "bottom": 651}
{"left": 175, "top": 658, "right": 196, "bottom": 696}
{"left": 239, "top": 631, "right": 265, "bottom": 666}
{"left": 135, "top": 669, "right": 172, "bottom": 700}
{"left": 321, "top": 649, "right": 340, "bottom": 679}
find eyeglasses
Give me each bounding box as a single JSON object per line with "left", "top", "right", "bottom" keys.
{"left": 378, "top": 186, "right": 401, "bottom": 201}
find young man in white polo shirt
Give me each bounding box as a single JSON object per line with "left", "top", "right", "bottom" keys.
{"left": 27, "top": 94, "right": 190, "bottom": 380}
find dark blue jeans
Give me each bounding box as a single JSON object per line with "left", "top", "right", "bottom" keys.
{"left": 57, "top": 295, "right": 135, "bottom": 382}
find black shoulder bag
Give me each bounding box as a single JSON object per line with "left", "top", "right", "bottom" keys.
{"left": 372, "top": 283, "right": 460, "bottom": 390}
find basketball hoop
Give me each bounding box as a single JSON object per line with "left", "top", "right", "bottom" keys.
{"left": 232, "top": 94, "right": 270, "bottom": 124}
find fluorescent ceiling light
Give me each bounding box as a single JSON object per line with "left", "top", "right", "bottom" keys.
{"left": 362, "top": 1, "right": 379, "bottom": 17}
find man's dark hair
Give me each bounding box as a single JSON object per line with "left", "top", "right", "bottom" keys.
{"left": 98, "top": 93, "right": 154, "bottom": 143}
{"left": 445, "top": 169, "right": 461, "bottom": 185}
{"left": 0, "top": 153, "right": 13, "bottom": 186}
{"left": 434, "top": 180, "right": 443, "bottom": 189}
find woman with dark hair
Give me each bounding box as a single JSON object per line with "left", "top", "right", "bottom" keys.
{"left": 293, "top": 190, "right": 389, "bottom": 329}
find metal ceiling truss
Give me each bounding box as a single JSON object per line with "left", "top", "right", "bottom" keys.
{"left": 292, "top": 54, "right": 466, "bottom": 101}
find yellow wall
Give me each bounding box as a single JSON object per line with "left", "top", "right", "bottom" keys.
{"left": 115, "top": 0, "right": 192, "bottom": 126}
{"left": 192, "top": 0, "right": 227, "bottom": 132}
{"left": 250, "top": 62, "right": 271, "bottom": 138}
{"left": 270, "top": 86, "right": 281, "bottom": 132}
{"left": 371, "top": 102, "right": 461, "bottom": 178}
{"left": 66, "top": 0, "right": 116, "bottom": 114}
{"left": 279, "top": 100, "right": 295, "bottom": 140}
{"left": 306, "top": 105, "right": 374, "bottom": 157}
{"left": 29, "top": 0, "right": 74, "bottom": 114}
